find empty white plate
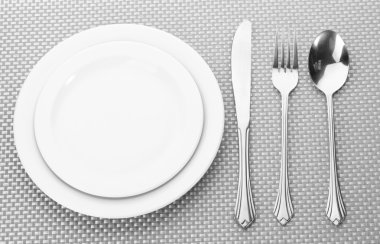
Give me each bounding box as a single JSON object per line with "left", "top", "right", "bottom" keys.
{"left": 33, "top": 41, "right": 204, "bottom": 198}
{"left": 14, "top": 24, "right": 224, "bottom": 218}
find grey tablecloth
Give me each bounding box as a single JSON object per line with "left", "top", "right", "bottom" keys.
{"left": 1, "top": 0, "right": 379, "bottom": 243}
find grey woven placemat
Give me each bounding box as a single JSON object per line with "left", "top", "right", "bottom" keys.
{"left": 1, "top": 0, "right": 379, "bottom": 243}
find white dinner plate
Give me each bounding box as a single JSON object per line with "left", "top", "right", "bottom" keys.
{"left": 33, "top": 41, "right": 204, "bottom": 198}
{"left": 14, "top": 24, "right": 224, "bottom": 218}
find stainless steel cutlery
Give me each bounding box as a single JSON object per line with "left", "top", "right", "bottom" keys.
{"left": 231, "top": 24, "right": 349, "bottom": 228}
{"left": 309, "top": 30, "right": 349, "bottom": 225}
{"left": 231, "top": 20, "right": 256, "bottom": 229}
{"left": 272, "top": 30, "right": 298, "bottom": 226}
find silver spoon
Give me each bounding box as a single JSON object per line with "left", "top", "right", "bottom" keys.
{"left": 308, "top": 30, "right": 349, "bottom": 225}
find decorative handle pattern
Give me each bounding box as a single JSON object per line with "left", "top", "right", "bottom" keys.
{"left": 234, "top": 127, "right": 256, "bottom": 229}
{"left": 273, "top": 94, "right": 294, "bottom": 225}
{"left": 326, "top": 95, "right": 346, "bottom": 225}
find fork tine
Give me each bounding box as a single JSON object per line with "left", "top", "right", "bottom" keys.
{"left": 293, "top": 30, "right": 298, "bottom": 70}
{"left": 286, "top": 31, "right": 291, "bottom": 71}
{"left": 273, "top": 30, "right": 278, "bottom": 68}
{"left": 280, "top": 33, "right": 285, "bottom": 69}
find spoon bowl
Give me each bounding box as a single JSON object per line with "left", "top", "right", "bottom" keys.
{"left": 309, "top": 30, "right": 349, "bottom": 95}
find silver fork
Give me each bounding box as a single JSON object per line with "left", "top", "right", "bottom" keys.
{"left": 272, "top": 30, "right": 298, "bottom": 225}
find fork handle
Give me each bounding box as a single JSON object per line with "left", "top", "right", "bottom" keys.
{"left": 325, "top": 94, "right": 346, "bottom": 225}
{"left": 273, "top": 93, "right": 294, "bottom": 225}
{"left": 234, "top": 126, "right": 256, "bottom": 229}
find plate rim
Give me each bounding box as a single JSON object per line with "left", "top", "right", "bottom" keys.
{"left": 13, "top": 24, "right": 224, "bottom": 218}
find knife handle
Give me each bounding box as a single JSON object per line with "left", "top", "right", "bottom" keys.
{"left": 234, "top": 127, "right": 255, "bottom": 229}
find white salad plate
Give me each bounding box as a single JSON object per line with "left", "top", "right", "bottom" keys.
{"left": 13, "top": 24, "right": 224, "bottom": 218}
{"left": 33, "top": 41, "right": 204, "bottom": 198}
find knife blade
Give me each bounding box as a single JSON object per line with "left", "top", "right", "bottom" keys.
{"left": 231, "top": 20, "right": 251, "bottom": 128}
{"left": 231, "top": 20, "right": 256, "bottom": 229}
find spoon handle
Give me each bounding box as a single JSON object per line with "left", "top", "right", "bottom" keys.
{"left": 326, "top": 94, "right": 346, "bottom": 225}
{"left": 234, "top": 126, "right": 256, "bottom": 229}
{"left": 273, "top": 93, "right": 294, "bottom": 225}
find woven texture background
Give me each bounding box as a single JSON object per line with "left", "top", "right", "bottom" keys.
{"left": 1, "top": 0, "right": 379, "bottom": 243}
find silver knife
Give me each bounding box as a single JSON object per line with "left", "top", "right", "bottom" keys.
{"left": 231, "top": 20, "right": 256, "bottom": 229}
